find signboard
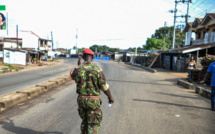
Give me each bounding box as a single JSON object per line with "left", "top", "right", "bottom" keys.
{"left": 0, "top": 5, "right": 6, "bottom": 11}
{"left": 0, "top": 5, "right": 7, "bottom": 36}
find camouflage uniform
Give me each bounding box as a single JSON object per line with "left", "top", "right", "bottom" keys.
{"left": 71, "top": 62, "right": 109, "bottom": 134}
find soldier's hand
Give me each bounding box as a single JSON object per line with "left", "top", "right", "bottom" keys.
{"left": 108, "top": 97, "right": 114, "bottom": 104}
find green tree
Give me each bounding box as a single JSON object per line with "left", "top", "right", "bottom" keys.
{"left": 144, "top": 26, "right": 185, "bottom": 50}
{"left": 89, "top": 45, "right": 119, "bottom": 52}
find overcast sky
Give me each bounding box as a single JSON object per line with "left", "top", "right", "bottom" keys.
{"left": 1, "top": 0, "right": 215, "bottom": 49}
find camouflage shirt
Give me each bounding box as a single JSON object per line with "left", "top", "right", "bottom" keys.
{"left": 71, "top": 62, "right": 109, "bottom": 96}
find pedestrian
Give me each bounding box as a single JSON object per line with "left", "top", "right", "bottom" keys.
{"left": 78, "top": 55, "right": 82, "bottom": 66}
{"left": 186, "top": 56, "right": 196, "bottom": 83}
{"left": 199, "top": 61, "right": 215, "bottom": 111}
{"left": 71, "top": 48, "right": 114, "bottom": 134}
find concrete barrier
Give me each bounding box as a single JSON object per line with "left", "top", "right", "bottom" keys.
{"left": 196, "top": 86, "right": 211, "bottom": 99}
{"left": 16, "top": 86, "right": 46, "bottom": 98}
{"left": 49, "top": 78, "right": 66, "bottom": 86}
{"left": 59, "top": 75, "right": 71, "bottom": 82}
{"left": 0, "top": 93, "right": 28, "bottom": 111}
{"left": 177, "top": 79, "right": 194, "bottom": 89}
{"left": 0, "top": 74, "right": 71, "bottom": 112}
{"left": 36, "top": 81, "right": 58, "bottom": 91}
{"left": 195, "top": 86, "right": 203, "bottom": 94}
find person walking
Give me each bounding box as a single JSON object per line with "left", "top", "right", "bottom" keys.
{"left": 186, "top": 56, "right": 196, "bottom": 83}
{"left": 200, "top": 61, "right": 215, "bottom": 111}
{"left": 71, "top": 48, "right": 114, "bottom": 134}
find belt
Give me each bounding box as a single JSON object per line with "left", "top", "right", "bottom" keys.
{"left": 79, "top": 94, "right": 99, "bottom": 98}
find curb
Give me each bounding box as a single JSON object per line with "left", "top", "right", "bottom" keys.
{"left": 36, "top": 81, "right": 58, "bottom": 91}
{"left": 125, "top": 63, "right": 157, "bottom": 73}
{"left": 177, "top": 80, "right": 194, "bottom": 89}
{"left": 196, "top": 86, "right": 211, "bottom": 99}
{"left": 16, "top": 86, "right": 46, "bottom": 99}
{"left": 0, "top": 74, "right": 71, "bottom": 112}
{"left": 0, "top": 93, "right": 28, "bottom": 111}
{"left": 177, "top": 79, "right": 211, "bottom": 99}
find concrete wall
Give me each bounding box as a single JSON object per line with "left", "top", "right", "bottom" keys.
{"left": 20, "top": 32, "right": 39, "bottom": 50}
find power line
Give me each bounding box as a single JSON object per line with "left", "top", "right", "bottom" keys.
{"left": 189, "top": 0, "right": 206, "bottom": 13}
{"left": 192, "top": 5, "right": 215, "bottom": 18}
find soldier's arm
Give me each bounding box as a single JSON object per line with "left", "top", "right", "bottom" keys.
{"left": 98, "top": 71, "right": 114, "bottom": 103}
{"left": 71, "top": 68, "right": 77, "bottom": 80}
{"left": 104, "top": 89, "right": 114, "bottom": 103}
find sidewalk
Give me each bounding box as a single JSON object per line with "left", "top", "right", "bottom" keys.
{"left": 120, "top": 61, "right": 212, "bottom": 92}
{"left": 154, "top": 68, "right": 211, "bottom": 92}
{"left": 0, "top": 59, "right": 64, "bottom": 75}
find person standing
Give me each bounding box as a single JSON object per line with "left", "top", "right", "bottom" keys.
{"left": 186, "top": 56, "right": 196, "bottom": 83}
{"left": 71, "top": 48, "right": 114, "bottom": 134}
{"left": 200, "top": 61, "right": 215, "bottom": 111}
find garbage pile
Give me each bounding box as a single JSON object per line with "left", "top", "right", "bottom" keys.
{"left": 197, "top": 54, "right": 215, "bottom": 85}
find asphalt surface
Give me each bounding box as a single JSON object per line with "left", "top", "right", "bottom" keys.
{"left": 0, "top": 61, "right": 215, "bottom": 134}
{"left": 0, "top": 58, "right": 77, "bottom": 97}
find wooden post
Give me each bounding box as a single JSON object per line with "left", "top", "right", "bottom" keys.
{"left": 197, "top": 50, "right": 199, "bottom": 68}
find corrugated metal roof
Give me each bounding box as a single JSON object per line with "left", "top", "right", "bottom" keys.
{"left": 161, "top": 44, "right": 215, "bottom": 54}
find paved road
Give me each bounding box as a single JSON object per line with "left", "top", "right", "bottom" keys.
{"left": 0, "top": 61, "right": 215, "bottom": 134}
{"left": 0, "top": 58, "right": 77, "bottom": 97}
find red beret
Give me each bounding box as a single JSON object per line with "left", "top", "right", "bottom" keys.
{"left": 70, "top": 67, "right": 75, "bottom": 80}
{"left": 83, "top": 48, "right": 94, "bottom": 56}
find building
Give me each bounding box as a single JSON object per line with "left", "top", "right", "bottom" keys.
{"left": 160, "top": 13, "right": 215, "bottom": 72}
{"left": 19, "top": 31, "right": 52, "bottom": 51}
{"left": 0, "top": 37, "right": 22, "bottom": 62}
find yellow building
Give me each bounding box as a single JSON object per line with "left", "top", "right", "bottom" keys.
{"left": 184, "top": 13, "right": 215, "bottom": 46}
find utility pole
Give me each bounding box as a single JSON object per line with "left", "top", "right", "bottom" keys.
{"left": 185, "top": 0, "right": 191, "bottom": 23}
{"left": 51, "top": 31, "right": 54, "bottom": 50}
{"left": 172, "top": 0, "right": 178, "bottom": 49}
{"left": 16, "top": 25, "right": 18, "bottom": 48}
{"left": 76, "top": 29, "right": 78, "bottom": 54}
{"left": 183, "top": 0, "right": 192, "bottom": 23}
{"left": 6, "top": 12, "right": 8, "bottom": 35}
{"left": 172, "top": 0, "right": 191, "bottom": 49}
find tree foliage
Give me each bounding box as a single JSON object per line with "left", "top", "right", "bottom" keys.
{"left": 89, "top": 45, "right": 119, "bottom": 52}
{"left": 143, "top": 26, "right": 185, "bottom": 50}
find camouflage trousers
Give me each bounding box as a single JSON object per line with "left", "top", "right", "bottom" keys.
{"left": 77, "top": 95, "right": 102, "bottom": 134}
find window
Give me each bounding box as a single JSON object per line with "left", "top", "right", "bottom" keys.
{"left": 0, "top": 45, "right": 2, "bottom": 51}
{"left": 198, "top": 32, "right": 201, "bottom": 39}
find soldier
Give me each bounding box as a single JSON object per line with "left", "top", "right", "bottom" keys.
{"left": 71, "top": 48, "right": 114, "bottom": 134}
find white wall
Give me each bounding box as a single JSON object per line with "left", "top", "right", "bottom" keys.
{"left": 19, "top": 32, "right": 39, "bottom": 50}
{"left": 4, "top": 42, "right": 19, "bottom": 48}
{"left": 3, "top": 49, "right": 26, "bottom": 65}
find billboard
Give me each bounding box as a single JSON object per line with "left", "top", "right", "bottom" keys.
{"left": 0, "top": 5, "right": 7, "bottom": 36}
